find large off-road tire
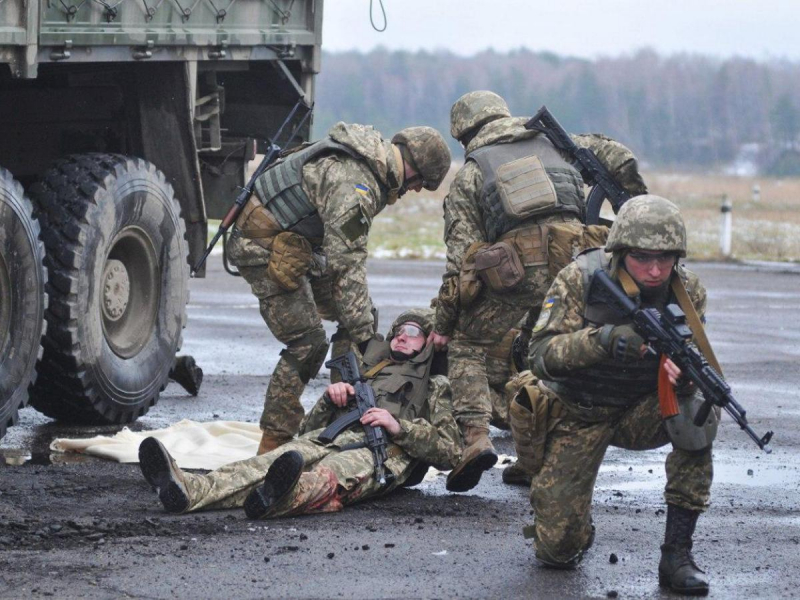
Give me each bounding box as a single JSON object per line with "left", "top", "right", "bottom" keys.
{"left": 30, "top": 154, "right": 189, "bottom": 424}
{"left": 0, "top": 167, "right": 47, "bottom": 440}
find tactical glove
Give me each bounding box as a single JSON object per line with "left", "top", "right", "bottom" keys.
{"left": 603, "top": 324, "right": 645, "bottom": 363}
{"left": 511, "top": 331, "right": 530, "bottom": 373}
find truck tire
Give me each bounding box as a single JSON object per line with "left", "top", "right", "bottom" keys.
{"left": 30, "top": 154, "right": 189, "bottom": 424}
{"left": 0, "top": 167, "right": 47, "bottom": 440}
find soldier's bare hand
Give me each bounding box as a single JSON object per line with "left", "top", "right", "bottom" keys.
{"left": 427, "top": 331, "right": 450, "bottom": 351}
{"left": 360, "top": 407, "right": 401, "bottom": 436}
{"left": 663, "top": 358, "right": 682, "bottom": 386}
{"left": 326, "top": 382, "right": 355, "bottom": 407}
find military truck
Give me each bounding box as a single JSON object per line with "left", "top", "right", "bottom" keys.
{"left": 0, "top": 0, "right": 322, "bottom": 439}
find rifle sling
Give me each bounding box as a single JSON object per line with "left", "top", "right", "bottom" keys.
{"left": 670, "top": 276, "right": 723, "bottom": 375}
{"left": 363, "top": 359, "right": 392, "bottom": 379}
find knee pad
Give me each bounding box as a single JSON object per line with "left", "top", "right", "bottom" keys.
{"left": 281, "top": 329, "right": 329, "bottom": 384}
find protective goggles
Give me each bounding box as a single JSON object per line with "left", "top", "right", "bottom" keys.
{"left": 394, "top": 323, "right": 425, "bottom": 339}
{"left": 627, "top": 251, "right": 678, "bottom": 268}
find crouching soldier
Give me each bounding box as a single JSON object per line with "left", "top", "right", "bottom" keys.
{"left": 516, "top": 196, "right": 716, "bottom": 595}
{"left": 137, "top": 310, "right": 460, "bottom": 519}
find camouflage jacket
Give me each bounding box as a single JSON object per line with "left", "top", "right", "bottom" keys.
{"left": 235, "top": 123, "right": 404, "bottom": 343}
{"left": 433, "top": 117, "right": 648, "bottom": 336}
{"left": 528, "top": 257, "right": 706, "bottom": 395}
{"left": 299, "top": 374, "right": 460, "bottom": 472}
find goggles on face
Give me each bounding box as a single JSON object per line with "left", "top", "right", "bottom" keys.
{"left": 394, "top": 323, "right": 425, "bottom": 339}
{"left": 627, "top": 251, "right": 678, "bottom": 268}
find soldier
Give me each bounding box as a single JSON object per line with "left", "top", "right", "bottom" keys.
{"left": 137, "top": 310, "right": 460, "bottom": 519}
{"left": 428, "top": 91, "right": 647, "bottom": 492}
{"left": 517, "top": 196, "right": 715, "bottom": 595}
{"left": 227, "top": 122, "right": 451, "bottom": 454}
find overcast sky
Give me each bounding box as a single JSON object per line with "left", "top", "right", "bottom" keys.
{"left": 321, "top": 0, "right": 799, "bottom": 61}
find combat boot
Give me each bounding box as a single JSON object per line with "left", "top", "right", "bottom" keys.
{"left": 244, "top": 450, "right": 305, "bottom": 519}
{"left": 446, "top": 426, "right": 498, "bottom": 492}
{"left": 168, "top": 355, "right": 204, "bottom": 396}
{"left": 257, "top": 430, "right": 291, "bottom": 455}
{"left": 138, "top": 437, "right": 190, "bottom": 514}
{"left": 501, "top": 461, "right": 532, "bottom": 487}
{"left": 658, "top": 504, "right": 709, "bottom": 595}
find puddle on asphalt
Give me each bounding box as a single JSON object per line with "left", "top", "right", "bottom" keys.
{"left": 597, "top": 461, "right": 799, "bottom": 492}
{"left": 0, "top": 448, "right": 91, "bottom": 467}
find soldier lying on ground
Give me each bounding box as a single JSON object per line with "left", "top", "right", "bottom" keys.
{"left": 137, "top": 309, "right": 460, "bottom": 519}
{"left": 515, "top": 196, "right": 715, "bottom": 595}
{"left": 226, "top": 122, "right": 451, "bottom": 455}
{"left": 428, "top": 90, "right": 647, "bottom": 492}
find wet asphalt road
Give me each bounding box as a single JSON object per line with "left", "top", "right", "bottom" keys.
{"left": 1, "top": 258, "right": 799, "bottom": 599}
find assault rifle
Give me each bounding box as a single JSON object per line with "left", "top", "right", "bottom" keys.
{"left": 318, "top": 351, "right": 391, "bottom": 485}
{"left": 590, "top": 269, "right": 773, "bottom": 453}
{"left": 525, "top": 106, "right": 631, "bottom": 225}
{"left": 191, "top": 98, "right": 314, "bottom": 276}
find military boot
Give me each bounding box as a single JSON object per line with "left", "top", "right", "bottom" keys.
{"left": 446, "top": 426, "right": 498, "bottom": 492}
{"left": 658, "top": 504, "right": 709, "bottom": 595}
{"left": 138, "top": 437, "right": 190, "bottom": 514}
{"left": 168, "top": 355, "right": 204, "bottom": 396}
{"left": 244, "top": 450, "right": 305, "bottom": 519}
{"left": 501, "top": 461, "right": 532, "bottom": 487}
{"left": 257, "top": 430, "right": 291, "bottom": 455}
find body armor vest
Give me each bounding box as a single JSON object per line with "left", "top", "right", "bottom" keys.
{"left": 360, "top": 339, "right": 433, "bottom": 422}
{"left": 253, "top": 138, "right": 361, "bottom": 240}
{"left": 468, "top": 135, "right": 585, "bottom": 242}
{"left": 543, "top": 249, "right": 661, "bottom": 407}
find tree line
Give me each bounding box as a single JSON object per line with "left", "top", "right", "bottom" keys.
{"left": 313, "top": 48, "right": 800, "bottom": 174}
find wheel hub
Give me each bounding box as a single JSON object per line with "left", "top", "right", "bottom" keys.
{"left": 101, "top": 259, "right": 130, "bottom": 322}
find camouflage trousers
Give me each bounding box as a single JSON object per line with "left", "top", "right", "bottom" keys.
{"left": 449, "top": 265, "right": 550, "bottom": 430}
{"left": 529, "top": 390, "right": 713, "bottom": 565}
{"left": 182, "top": 430, "right": 408, "bottom": 516}
{"left": 237, "top": 265, "right": 341, "bottom": 439}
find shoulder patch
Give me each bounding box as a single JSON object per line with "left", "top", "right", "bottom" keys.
{"left": 533, "top": 297, "right": 558, "bottom": 333}
{"left": 355, "top": 183, "right": 370, "bottom": 197}
{"left": 339, "top": 205, "right": 369, "bottom": 242}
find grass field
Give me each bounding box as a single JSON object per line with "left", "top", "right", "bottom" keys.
{"left": 224, "top": 164, "right": 800, "bottom": 262}
{"left": 368, "top": 168, "right": 800, "bottom": 262}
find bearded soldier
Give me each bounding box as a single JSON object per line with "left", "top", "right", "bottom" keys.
{"left": 515, "top": 196, "right": 715, "bottom": 595}
{"left": 428, "top": 91, "right": 647, "bottom": 492}
{"left": 227, "top": 123, "right": 451, "bottom": 455}
{"left": 137, "top": 310, "right": 460, "bottom": 519}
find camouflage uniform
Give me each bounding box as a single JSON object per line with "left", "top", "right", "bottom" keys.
{"left": 435, "top": 91, "right": 647, "bottom": 490}
{"left": 227, "top": 123, "right": 449, "bottom": 445}
{"left": 173, "top": 339, "right": 459, "bottom": 517}
{"left": 523, "top": 197, "right": 714, "bottom": 591}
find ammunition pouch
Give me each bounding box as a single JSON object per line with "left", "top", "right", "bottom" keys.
{"left": 509, "top": 376, "right": 564, "bottom": 477}
{"left": 474, "top": 241, "right": 524, "bottom": 292}
{"left": 499, "top": 224, "right": 548, "bottom": 267}
{"left": 546, "top": 223, "right": 610, "bottom": 279}
{"left": 235, "top": 196, "right": 282, "bottom": 250}
{"left": 459, "top": 241, "right": 490, "bottom": 307}
{"left": 268, "top": 232, "right": 313, "bottom": 291}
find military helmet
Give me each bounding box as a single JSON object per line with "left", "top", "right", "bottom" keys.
{"left": 391, "top": 127, "right": 451, "bottom": 191}
{"left": 450, "top": 90, "right": 511, "bottom": 141}
{"left": 605, "top": 195, "right": 687, "bottom": 257}
{"left": 389, "top": 308, "right": 435, "bottom": 339}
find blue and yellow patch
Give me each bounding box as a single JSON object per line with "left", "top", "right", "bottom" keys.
{"left": 533, "top": 297, "right": 558, "bottom": 333}
{"left": 542, "top": 296, "right": 556, "bottom": 310}
{"left": 355, "top": 183, "right": 370, "bottom": 196}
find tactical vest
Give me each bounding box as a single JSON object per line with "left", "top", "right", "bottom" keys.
{"left": 468, "top": 135, "right": 585, "bottom": 242}
{"left": 543, "top": 248, "right": 661, "bottom": 407}
{"left": 253, "top": 138, "right": 361, "bottom": 240}
{"left": 360, "top": 339, "right": 433, "bottom": 422}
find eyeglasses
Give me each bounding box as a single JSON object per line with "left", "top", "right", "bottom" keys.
{"left": 395, "top": 323, "right": 424, "bottom": 338}
{"left": 627, "top": 251, "right": 678, "bottom": 268}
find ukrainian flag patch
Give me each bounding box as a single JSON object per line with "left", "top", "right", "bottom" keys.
{"left": 543, "top": 296, "right": 556, "bottom": 309}
{"left": 355, "top": 183, "right": 370, "bottom": 196}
